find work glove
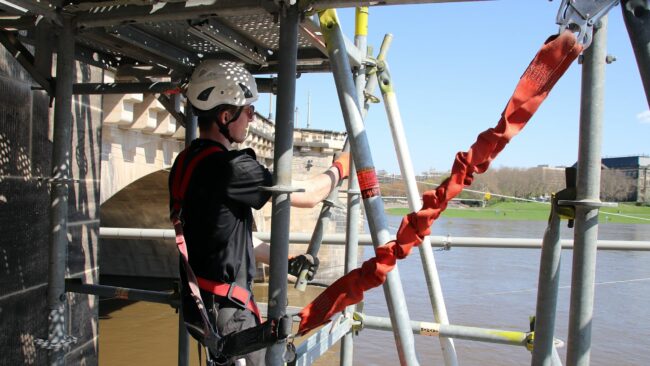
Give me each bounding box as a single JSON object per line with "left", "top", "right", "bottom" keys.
{"left": 288, "top": 254, "right": 320, "bottom": 281}
{"left": 331, "top": 152, "right": 350, "bottom": 180}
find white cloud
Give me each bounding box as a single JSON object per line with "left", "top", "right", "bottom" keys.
{"left": 637, "top": 110, "right": 650, "bottom": 124}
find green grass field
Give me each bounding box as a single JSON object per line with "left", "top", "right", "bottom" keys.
{"left": 386, "top": 201, "right": 650, "bottom": 224}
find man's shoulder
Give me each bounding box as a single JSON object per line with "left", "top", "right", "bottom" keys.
{"left": 228, "top": 148, "right": 266, "bottom": 175}
{"left": 230, "top": 148, "right": 257, "bottom": 162}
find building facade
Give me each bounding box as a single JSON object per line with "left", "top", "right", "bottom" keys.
{"left": 602, "top": 156, "right": 650, "bottom": 203}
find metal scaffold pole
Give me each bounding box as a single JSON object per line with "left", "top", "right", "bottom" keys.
{"left": 100, "top": 227, "right": 650, "bottom": 251}
{"left": 621, "top": 0, "right": 650, "bottom": 108}
{"left": 340, "top": 7, "right": 368, "bottom": 366}
{"left": 47, "top": 15, "right": 76, "bottom": 366}
{"left": 178, "top": 306, "right": 189, "bottom": 366}
{"left": 531, "top": 200, "right": 563, "bottom": 366}
{"left": 319, "top": 9, "right": 419, "bottom": 366}
{"left": 340, "top": 158, "right": 360, "bottom": 366}
{"left": 566, "top": 16, "right": 608, "bottom": 366}
{"left": 184, "top": 101, "right": 197, "bottom": 146}
{"left": 358, "top": 313, "right": 530, "bottom": 347}
{"left": 177, "top": 94, "right": 194, "bottom": 366}
{"left": 266, "top": 4, "right": 299, "bottom": 365}
{"left": 377, "top": 34, "right": 458, "bottom": 366}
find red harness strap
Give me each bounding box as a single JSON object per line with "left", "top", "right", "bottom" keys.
{"left": 171, "top": 146, "right": 261, "bottom": 323}
{"left": 297, "top": 31, "right": 584, "bottom": 335}
{"left": 197, "top": 278, "right": 261, "bottom": 321}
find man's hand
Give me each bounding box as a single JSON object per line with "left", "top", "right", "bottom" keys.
{"left": 288, "top": 254, "right": 320, "bottom": 281}
{"left": 332, "top": 152, "right": 350, "bottom": 180}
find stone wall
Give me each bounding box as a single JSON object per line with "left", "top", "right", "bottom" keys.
{"left": 100, "top": 125, "right": 182, "bottom": 204}
{"left": 0, "top": 48, "right": 101, "bottom": 364}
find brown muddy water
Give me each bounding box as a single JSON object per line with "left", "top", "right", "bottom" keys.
{"left": 100, "top": 217, "right": 650, "bottom": 365}
{"left": 99, "top": 284, "right": 337, "bottom": 365}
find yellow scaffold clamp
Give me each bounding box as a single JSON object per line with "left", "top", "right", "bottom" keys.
{"left": 526, "top": 315, "right": 536, "bottom": 352}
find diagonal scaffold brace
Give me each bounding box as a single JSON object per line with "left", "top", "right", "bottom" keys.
{"left": 374, "top": 33, "right": 459, "bottom": 366}
{"left": 316, "top": 8, "right": 421, "bottom": 366}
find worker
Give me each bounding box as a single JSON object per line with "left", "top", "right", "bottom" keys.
{"left": 170, "top": 60, "right": 350, "bottom": 365}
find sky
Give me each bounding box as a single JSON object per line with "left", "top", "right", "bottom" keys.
{"left": 257, "top": 1, "right": 649, "bottom": 174}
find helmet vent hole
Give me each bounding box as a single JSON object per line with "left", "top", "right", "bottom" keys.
{"left": 239, "top": 83, "right": 253, "bottom": 98}
{"left": 197, "top": 87, "right": 215, "bottom": 102}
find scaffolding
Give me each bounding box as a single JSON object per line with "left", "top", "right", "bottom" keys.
{"left": 1, "top": 0, "right": 649, "bottom": 365}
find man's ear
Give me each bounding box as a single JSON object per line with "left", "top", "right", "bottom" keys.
{"left": 218, "top": 109, "right": 231, "bottom": 124}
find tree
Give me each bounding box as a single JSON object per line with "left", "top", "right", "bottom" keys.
{"left": 601, "top": 168, "right": 636, "bottom": 202}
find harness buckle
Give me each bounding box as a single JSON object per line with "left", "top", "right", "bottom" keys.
{"left": 170, "top": 207, "right": 183, "bottom": 224}
{"left": 226, "top": 283, "right": 250, "bottom": 309}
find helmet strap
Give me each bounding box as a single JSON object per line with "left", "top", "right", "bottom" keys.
{"left": 217, "top": 106, "right": 244, "bottom": 144}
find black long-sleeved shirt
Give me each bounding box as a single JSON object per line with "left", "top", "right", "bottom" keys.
{"left": 169, "top": 139, "right": 272, "bottom": 286}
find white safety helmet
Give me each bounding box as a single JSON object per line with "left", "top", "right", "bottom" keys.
{"left": 186, "top": 60, "right": 259, "bottom": 111}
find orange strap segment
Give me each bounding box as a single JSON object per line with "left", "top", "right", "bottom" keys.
{"left": 297, "top": 31, "right": 583, "bottom": 335}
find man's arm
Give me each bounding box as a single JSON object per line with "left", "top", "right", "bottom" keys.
{"left": 290, "top": 152, "right": 350, "bottom": 208}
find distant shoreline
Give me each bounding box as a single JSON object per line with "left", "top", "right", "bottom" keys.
{"left": 386, "top": 202, "right": 650, "bottom": 225}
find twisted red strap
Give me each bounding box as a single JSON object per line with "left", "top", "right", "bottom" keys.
{"left": 297, "top": 31, "right": 583, "bottom": 335}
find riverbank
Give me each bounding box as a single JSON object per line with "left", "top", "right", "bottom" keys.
{"left": 386, "top": 202, "right": 650, "bottom": 224}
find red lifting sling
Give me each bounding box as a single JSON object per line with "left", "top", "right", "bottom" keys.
{"left": 170, "top": 146, "right": 261, "bottom": 334}
{"left": 297, "top": 31, "right": 584, "bottom": 335}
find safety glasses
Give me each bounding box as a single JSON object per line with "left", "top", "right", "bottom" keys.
{"left": 243, "top": 105, "right": 255, "bottom": 119}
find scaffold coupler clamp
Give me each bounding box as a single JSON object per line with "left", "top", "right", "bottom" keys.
{"left": 361, "top": 57, "right": 382, "bottom": 104}
{"left": 554, "top": 167, "right": 577, "bottom": 227}
{"left": 556, "top": 0, "right": 620, "bottom": 49}
{"left": 525, "top": 315, "right": 536, "bottom": 352}
{"left": 322, "top": 197, "right": 345, "bottom": 209}
{"left": 440, "top": 234, "right": 452, "bottom": 251}
{"left": 351, "top": 312, "right": 365, "bottom": 334}
{"left": 375, "top": 60, "right": 392, "bottom": 92}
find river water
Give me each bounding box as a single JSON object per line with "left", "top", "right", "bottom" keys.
{"left": 353, "top": 216, "right": 650, "bottom": 365}
{"left": 99, "top": 216, "right": 650, "bottom": 365}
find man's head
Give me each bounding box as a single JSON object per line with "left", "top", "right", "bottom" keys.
{"left": 186, "top": 60, "right": 259, "bottom": 143}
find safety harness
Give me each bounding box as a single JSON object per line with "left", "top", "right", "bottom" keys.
{"left": 170, "top": 145, "right": 292, "bottom": 363}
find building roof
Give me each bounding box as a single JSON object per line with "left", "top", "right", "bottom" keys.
{"left": 601, "top": 155, "right": 650, "bottom": 169}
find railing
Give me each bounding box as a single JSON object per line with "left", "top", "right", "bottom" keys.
{"left": 99, "top": 227, "right": 650, "bottom": 251}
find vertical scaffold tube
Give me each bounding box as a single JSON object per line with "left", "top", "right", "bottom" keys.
{"left": 377, "top": 38, "right": 458, "bottom": 366}
{"left": 178, "top": 308, "right": 189, "bottom": 366}
{"left": 184, "top": 103, "right": 197, "bottom": 146}
{"left": 566, "top": 16, "right": 608, "bottom": 366}
{"left": 177, "top": 93, "right": 195, "bottom": 366}
{"left": 47, "top": 15, "right": 75, "bottom": 366}
{"left": 266, "top": 4, "right": 299, "bottom": 366}
{"left": 340, "top": 166, "right": 360, "bottom": 366}
{"left": 531, "top": 202, "right": 563, "bottom": 366}
{"left": 319, "top": 10, "right": 419, "bottom": 366}
{"left": 621, "top": 0, "right": 650, "bottom": 108}
{"left": 340, "top": 8, "right": 368, "bottom": 366}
